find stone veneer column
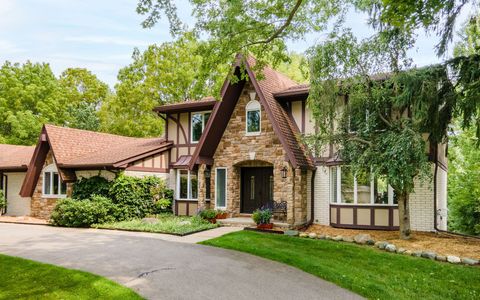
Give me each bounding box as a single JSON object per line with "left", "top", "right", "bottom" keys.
{"left": 197, "top": 164, "right": 207, "bottom": 210}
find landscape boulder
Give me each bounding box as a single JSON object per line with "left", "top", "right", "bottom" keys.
{"left": 308, "top": 232, "right": 317, "bottom": 239}
{"left": 385, "top": 244, "right": 396, "bottom": 252}
{"left": 421, "top": 251, "right": 437, "bottom": 260}
{"left": 342, "top": 236, "right": 354, "bottom": 243}
{"left": 354, "top": 234, "right": 374, "bottom": 245}
{"left": 284, "top": 230, "right": 299, "bottom": 236}
{"left": 375, "top": 241, "right": 388, "bottom": 249}
{"left": 461, "top": 258, "right": 479, "bottom": 265}
{"left": 447, "top": 255, "right": 461, "bottom": 264}
{"left": 142, "top": 218, "right": 159, "bottom": 224}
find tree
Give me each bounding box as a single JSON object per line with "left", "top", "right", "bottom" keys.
{"left": 100, "top": 33, "right": 225, "bottom": 137}
{"left": 59, "top": 68, "right": 109, "bottom": 131}
{"left": 276, "top": 52, "right": 309, "bottom": 83}
{"left": 0, "top": 61, "right": 66, "bottom": 145}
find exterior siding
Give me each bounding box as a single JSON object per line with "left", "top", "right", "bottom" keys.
{"left": 3, "top": 172, "right": 31, "bottom": 216}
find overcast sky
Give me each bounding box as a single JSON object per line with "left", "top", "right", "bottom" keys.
{"left": 0, "top": 0, "right": 473, "bottom": 87}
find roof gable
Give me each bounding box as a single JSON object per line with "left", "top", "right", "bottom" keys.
{"left": 189, "top": 55, "right": 314, "bottom": 170}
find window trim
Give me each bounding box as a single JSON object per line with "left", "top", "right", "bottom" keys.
{"left": 245, "top": 100, "right": 261, "bottom": 136}
{"left": 190, "top": 111, "right": 211, "bottom": 144}
{"left": 42, "top": 164, "right": 67, "bottom": 198}
{"left": 176, "top": 169, "right": 198, "bottom": 200}
{"left": 215, "top": 167, "right": 228, "bottom": 209}
{"left": 330, "top": 166, "right": 397, "bottom": 206}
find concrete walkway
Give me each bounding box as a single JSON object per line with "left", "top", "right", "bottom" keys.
{"left": 0, "top": 223, "right": 362, "bottom": 300}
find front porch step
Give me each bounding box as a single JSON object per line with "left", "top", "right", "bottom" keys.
{"left": 217, "top": 217, "right": 290, "bottom": 229}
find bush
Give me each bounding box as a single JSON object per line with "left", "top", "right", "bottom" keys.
{"left": 252, "top": 209, "right": 272, "bottom": 225}
{"left": 109, "top": 174, "right": 168, "bottom": 218}
{"left": 0, "top": 190, "right": 6, "bottom": 210}
{"left": 72, "top": 176, "right": 113, "bottom": 200}
{"left": 50, "top": 196, "right": 120, "bottom": 227}
{"left": 198, "top": 209, "right": 217, "bottom": 219}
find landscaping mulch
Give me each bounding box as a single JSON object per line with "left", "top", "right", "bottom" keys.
{"left": 305, "top": 224, "right": 480, "bottom": 259}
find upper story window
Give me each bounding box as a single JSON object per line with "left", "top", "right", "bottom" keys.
{"left": 191, "top": 111, "right": 211, "bottom": 143}
{"left": 42, "top": 164, "right": 67, "bottom": 198}
{"left": 330, "top": 166, "right": 397, "bottom": 205}
{"left": 246, "top": 100, "right": 261, "bottom": 135}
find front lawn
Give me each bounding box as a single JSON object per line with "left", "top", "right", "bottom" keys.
{"left": 94, "top": 214, "right": 217, "bottom": 235}
{"left": 0, "top": 254, "right": 142, "bottom": 300}
{"left": 201, "top": 231, "right": 480, "bottom": 300}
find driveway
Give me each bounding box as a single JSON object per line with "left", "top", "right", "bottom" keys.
{"left": 0, "top": 223, "right": 361, "bottom": 300}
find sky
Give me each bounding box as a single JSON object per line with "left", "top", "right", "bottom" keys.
{"left": 0, "top": 0, "right": 473, "bottom": 87}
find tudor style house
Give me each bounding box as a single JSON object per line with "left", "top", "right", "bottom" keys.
{"left": 154, "top": 56, "right": 448, "bottom": 232}
{"left": 0, "top": 55, "right": 448, "bottom": 232}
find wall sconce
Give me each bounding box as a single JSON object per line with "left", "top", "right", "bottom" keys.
{"left": 281, "top": 166, "right": 288, "bottom": 179}
{"left": 249, "top": 91, "right": 256, "bottom": 102}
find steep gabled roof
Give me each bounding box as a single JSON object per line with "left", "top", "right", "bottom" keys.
{"left": 0, "top": 144, "right": 35, "bottom": 171}
{"left": 154, "top": 97, "right": 217, "bottom": 114}
{"left": 189, "top": 55, "right": 314, "bottom": 170}
{"left": 20, "top": 125, "right": 172, "bottom": 197}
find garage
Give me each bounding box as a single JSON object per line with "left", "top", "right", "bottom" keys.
{"left": 3, "top": 172, "right": 31, "bottom": 216}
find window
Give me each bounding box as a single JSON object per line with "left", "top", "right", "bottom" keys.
{"left": 330, "top": 166, "right": 397, "bottom": 205}
{"left": 177, "top": 170, "right": 198, "bottom": 200}
{"left": 246, "top": 100, "right": 261, "bottom": 135}
{"left": 191, "top": 112, "right": 211, "bottom": 143}
{"left": 205, "top": 167, "right": 211, "bottom": 200}
{"left": 215, "top": 168, "right": 227, "bottom": 208}
{"left": 42, "top": 164, "right": 67, "bottom": 197}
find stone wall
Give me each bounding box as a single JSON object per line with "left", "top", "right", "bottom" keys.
{"left": 210, "top": 81, "right": 308, "bottom": 226}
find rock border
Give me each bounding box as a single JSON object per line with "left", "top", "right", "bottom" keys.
{"left": 292, "top": 232, "right": 479, "bottom": 266}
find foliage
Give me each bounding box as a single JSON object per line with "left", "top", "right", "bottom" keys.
{"left": 50, "top": 196, "right": 122, "bottom": 228}
{"left": 198, "top": 208, "right": 217, "bottom": 219}
{"left": 0, "top": 61, "right": 66, "bottom": 145}
{"left": 99, "top": 32, "right": 225, "bottom": 137}
{"left": 109, "top": 174, "right": 167, "bottom": 218}
{"left": 0, "top": 254, "right": 142, "bottom": 300}
{"left": 59, "top": 68, "right": 109, "bottom": 131}
{"left": 448, "top": 125, "right": 480, "bottom": 235}
{"left": 454, "top": 15, "right": 480, "bottom": 57}
{"left": 0, "top": 190, "right": 5, "bottom": 210}
{"left": 94, "top": 214, "right": 217, "bottom": 235}
{"left": 275, "top": 52, "right": 309, "bottom": 83}
{"left": 252, "top": 208, "right": 273, "bottom": 225}
{"left": 154, "top": 198, "right": 172, "bottom": 214}
{"left": 202, "top": 231, "right": 480, "bottom": 300}
{"left": 72, "top": 175, "right": 113, "bottom": 200}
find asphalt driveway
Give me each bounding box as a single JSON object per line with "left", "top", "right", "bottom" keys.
{"left": 0, "top": 223, "right": 361, "bottom": 300}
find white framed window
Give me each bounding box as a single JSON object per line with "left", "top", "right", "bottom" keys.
{"left": 42, "top": 164, "right": 67, "bottom": 198}
{"left": 215, "top": 167, "right": 227, "bottom": 209}
{"left": 329, "top": 166, "right": 397, "bottom": 205}
{"left": 246, "top": 100, "right": 261, "bottom": 135}
{"left": 177, "top": 169, "right": 198, "bottom": 200}
{"left": 191, "top": 111, "right": 211, "bottom": 143}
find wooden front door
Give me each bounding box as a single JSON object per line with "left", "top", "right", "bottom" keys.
{"left": 241, "top": 167, "right": 273, "bottom": 213}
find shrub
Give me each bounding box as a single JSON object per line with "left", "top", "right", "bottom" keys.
{"left": 0, "top": 190, "right": 6, "bottom": 212}
{"left": 109, "top": 174, "right": 167, "bottom": 218}
{"left": 198, "top": 209, "right": 217, "bottom": 219}
{"left": 72, "top": 176, "right": 113, "bottom": 200}
{"left": 252, "top": 209, "right": 272, "bottom": 225}
{"left": 50, "top": 196, "right": 119, "bottom": 227}
{"left": 154, "top": 198, "right": 172, "bottom": 214}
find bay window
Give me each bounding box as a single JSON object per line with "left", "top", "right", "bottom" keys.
{"left": 191, "top": 112, "right": 211, "bottom": 143}
{"left": 177, "top": 170, "right": 198, "bottom": 200}
{"left": 330, "top": 166, "right": 397, "bottom": 205}
{"left": 42, "top": 164, "right": 67, "bottom": 197}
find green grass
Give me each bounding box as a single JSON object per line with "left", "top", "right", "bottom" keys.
{"left": 201, "top": 231, "right": 480, "bottom": 300}
{"left": 94, "top": 214, "right": 217, "bottom": 235}
{"left": 0, "top": 254, "right": 142, "bottom": 300}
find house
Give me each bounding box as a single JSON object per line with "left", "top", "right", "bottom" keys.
{"left": 0, "top": 124, "right": 172, "bottom": 219}
{"left": 0, "top": 55, "right": 448, "bottom": 232}
{"left": 0, "top": 144, "right": 35, "bottom": 216}
{"left": 154, "top": 56, "right": 448, "bottom": 232}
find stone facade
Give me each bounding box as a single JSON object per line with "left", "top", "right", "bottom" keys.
{"left": 209, "top": 82, "right": 309, "bottom": 226}
{"left": 31, "top": 150, "right": 73, "bottom": 219}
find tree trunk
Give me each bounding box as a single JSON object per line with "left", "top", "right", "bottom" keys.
{"left": 397, "top": 191, "right": 412, "bottom": 239}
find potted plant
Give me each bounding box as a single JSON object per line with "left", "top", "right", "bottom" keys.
{"left": 216, "top": 209, "right": 228, "bottom": 219}
{"left": 252, "top": 208, "right": 273, "bottom": 230}
{"left": 198, "top": 209, "right": 218, "bottom": 224}
{"left": 0, "top": 190, "right": 5, "bottom": 216}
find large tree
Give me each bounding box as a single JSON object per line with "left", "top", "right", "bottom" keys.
{"left": 100, "top": 33, "right": 226, "bottom": 137}
{"left": 0, "top": 61, "right": 66, "bottom": 145}
{"left": 59, "top": 68, "right": 110, "bottom": 131}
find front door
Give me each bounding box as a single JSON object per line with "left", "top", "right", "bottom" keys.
{"left": 241, "top": 167, "right": 273, "bottom": 213}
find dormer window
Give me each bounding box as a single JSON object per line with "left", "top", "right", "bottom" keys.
{"left": 191, "top": 111, "right": 211, "bottom": 143}
{"left": 246, "top": 100, "right": 261, "bottom": 135}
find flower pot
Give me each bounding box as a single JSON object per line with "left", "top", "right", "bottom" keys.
{"left": 207, "top": 218, "right": 217, "bottom": 224}
{"left": 256, "top": 223, "right": 274, "bottom": 230}
{"left": 216, "top": 212, "right": 228, "bottom": 219}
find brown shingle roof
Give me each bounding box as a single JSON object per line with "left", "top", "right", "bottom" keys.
{"left": 154, "top": 97, "right": 217, "bottom": 114}
{"left": 44, "top": 125, "right": 171, "bottom": 167}
{"left": 0, "top": 144, "right": 35, "bottom": 171}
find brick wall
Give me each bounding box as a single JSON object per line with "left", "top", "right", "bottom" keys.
{"left": 313, "top": 166, "right": 330, "bottom": 225}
